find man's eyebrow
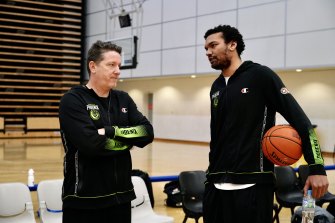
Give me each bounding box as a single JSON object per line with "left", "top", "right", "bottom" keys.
{"left": 205, "top": 40, "right": 217, "bottom": 49}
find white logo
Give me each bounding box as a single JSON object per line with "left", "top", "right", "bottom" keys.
{"left": 87, "top": 104, "right": 99, "bottom": 110}
{"left": 241, "top": 88, "right": 249, "bottom": 94}
{"left": 280, "top": 87, "right": 290, "bottom": 94}
{"left": 121, "top": 108, "right": 128, "bottom": 113}
{"left": 211, "top": 91, "right": 220, "bottom": 99}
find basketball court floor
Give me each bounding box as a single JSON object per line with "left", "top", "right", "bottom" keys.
{"left": 0, "top": 137, "right": 334, "bottom": 223}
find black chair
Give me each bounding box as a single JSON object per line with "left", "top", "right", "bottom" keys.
{"left": 273, "top": 203, "right": 280, "bottom": 223}
{"left": 179, "top": 170, "right": 206, "bottom": 223}
{"left": 273, "top": 166, "right": 304, "bottom": 222}
{"left": 298, "top": 164, "right": 335, "bottom": 207}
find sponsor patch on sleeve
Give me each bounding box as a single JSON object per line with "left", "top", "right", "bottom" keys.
{"left": 280, "top": 87, "right": 290, "bottom": 94}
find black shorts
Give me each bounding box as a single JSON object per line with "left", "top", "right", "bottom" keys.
{"left": 203, "top": 183, "right": 274, "bottom": 223}
{"left": 63, "top": 202, "right": 131, "bottom": 223}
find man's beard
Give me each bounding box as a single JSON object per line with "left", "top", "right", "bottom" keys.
{"left": 211, "top": 59, "right": 231, "bottom": 70}
{"left": 210, "top": 49, "right": 231, "bottom": 70}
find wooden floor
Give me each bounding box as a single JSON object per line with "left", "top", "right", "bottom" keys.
{"left": 0, "top": 137, "right": 334, "bottom": 223}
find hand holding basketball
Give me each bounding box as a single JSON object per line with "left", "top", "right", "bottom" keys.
{"left": 262, "top": 125, "right": 302, "bottom": 166}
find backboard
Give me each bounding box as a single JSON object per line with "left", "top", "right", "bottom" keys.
{"left": 105, "top": 36, "right": 138, "bottom": 69}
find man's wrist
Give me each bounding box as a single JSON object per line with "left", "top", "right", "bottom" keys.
{"left": 104, "top": 126, "right": 116, "bottom": 138}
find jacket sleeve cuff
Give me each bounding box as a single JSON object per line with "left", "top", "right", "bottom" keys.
{"left": 308, "top": 164, "right": 327, "bottom": 176}
{"left": 104, "top": 126, "right": 115, "bottom": 138}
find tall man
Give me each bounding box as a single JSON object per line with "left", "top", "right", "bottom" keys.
{"left": 203, "top": 25, "right": 328, "bottom": 223}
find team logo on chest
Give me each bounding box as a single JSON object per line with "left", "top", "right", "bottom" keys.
{"left": 211, "top": 91, "right": 220, "bottom": 107}
{"left": 87, "top": 104, "right": 100, "bottom": 120}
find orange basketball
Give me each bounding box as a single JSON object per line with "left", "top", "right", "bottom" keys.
{"left": 262, "top": 125, "right": 302, "bottom": 166}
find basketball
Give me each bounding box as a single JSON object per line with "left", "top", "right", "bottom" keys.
{"left": 262, "top": 125, "right": 302, "bottom": 166}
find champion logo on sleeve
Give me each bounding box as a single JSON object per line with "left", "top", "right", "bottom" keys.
{"left": 280, "top": 87, "right": 290, "bottom": 94}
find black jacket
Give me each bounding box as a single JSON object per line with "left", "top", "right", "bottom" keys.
{"left": 208, "top": 61, "right": 325, "bottom": 184}
{"left": 59, "top": 85, "right": 154, "bottom": 209}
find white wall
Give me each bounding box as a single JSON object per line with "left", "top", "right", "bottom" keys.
{"left": 116, "top": 75, "right": 215, "bottom": 142}
{"left": 86, "top": 0, "right": 335, "bottom": 152}
{"left": 85, "top": 0, "right": 335, "bottom": 78}
{"left": 116, "top": 69, "right": 335, "bottom": 152}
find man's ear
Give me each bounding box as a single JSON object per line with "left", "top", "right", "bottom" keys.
{"left": 89, "top": 61, "right": 96, "bottom": 74}
{"left": 228, "top": 41, "right": 237, "bottom": 51}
